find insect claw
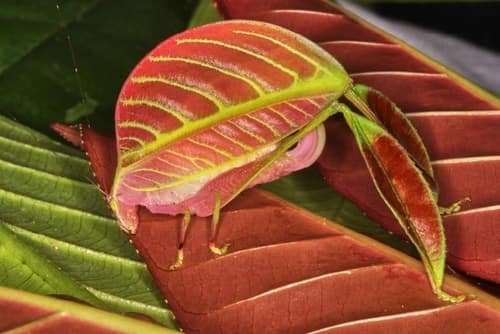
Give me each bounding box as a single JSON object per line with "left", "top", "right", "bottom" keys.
{"left": 209, "top": 242, "right": 230, "bottom": 256}
{"left": 169, "top": 248, "right": 184, "bottom": 270}
{"left": 439, "top": 197, "right": 471, "bottom": 216}
{"left": 169, "top": 210, "right": 191, "bottom": 270}
{"left": 435, "top": 289, "right": 466, "bottom": 304}
{"left": 208, "top": 192, "right": 229, "bottom": 256}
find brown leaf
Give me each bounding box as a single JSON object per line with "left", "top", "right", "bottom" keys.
{"left": 80, "top": 125, "right": 117, "bottom": 196}
{"left": 52, "top": 123, "right": 117, "bottom": 195}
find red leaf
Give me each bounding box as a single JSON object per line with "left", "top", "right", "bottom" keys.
{"left": 130, "top": 189, "right": 500, "bottom": 333}
{"left": 81, "top": 126, "right": 117, "bottom": 196}
{"left": 52, "top": 123, "right": 117, "bottom": 195}
{"left": 215, "top": 0, "right": 500, "bottom": 283}
{"left": 0, "top": 287, "right": 174, "bottom": 334}
{"left": 51, "top": 123, "right": 83, "bottom": 149}
{"left": 77, "top": 128, "right": 500, "bottom": 333}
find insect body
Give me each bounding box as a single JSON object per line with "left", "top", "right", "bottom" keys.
{"left": 110, "top": 20, "right": 352, "bottom": 263}
{"left": 109, "top": 20, "right": 461, "bottom": 302}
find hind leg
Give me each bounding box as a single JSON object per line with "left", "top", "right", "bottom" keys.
{"left": 209, "top": 192, "right": 230, "bottom": 256}
{"left": 169, "top": 209, "right": 191, "bottom": 270}
{"left": 439, "top": 197, "right": 471, "bottom": 216}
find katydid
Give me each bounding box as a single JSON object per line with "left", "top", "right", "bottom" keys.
{"left": 106, "top": 20, "right": 463, "bottom": 302}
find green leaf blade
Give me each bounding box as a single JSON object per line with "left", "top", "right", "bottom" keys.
{"left": 0, "top": 115, "right": 83, "bottom": 156}
{"left": 0, "top": 157, "right": 110, "bottom": 217}
{"left": 0, "top": 223, "right": 104, "bottom": 307}
{"left": 6, "top": 223, "right": 175, "bottom": 327}
{"left": 0, "top": 0, "right": 100, "bottom": 74}
{"left": 0, "top": 134, "right": 92, "bottom": 183}
{"left": 0, "top": 115, "right": 176, "bottom": 327}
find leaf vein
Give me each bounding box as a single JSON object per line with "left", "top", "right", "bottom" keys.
{"left": 176, "top": 38, "right": 300, "bottom": 84}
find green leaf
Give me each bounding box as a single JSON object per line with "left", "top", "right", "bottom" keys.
{"left": 0, "top": 115, "right": 83, "bottom": 156}
{"left": 0, "top": 0, "right": 197, "bottom": 134}
{"left": 64, "top": 97, "right": 98, "bottom": 123}
{"left": 0, "top": 223, "right": 105, "bottom": 308}
{"left": 0, "top": 114, "right": 176, "bottom": 328}
{"left": 188, "top": 0, "right": 222, "bottom": 28}
{"left": 0, "top": 285, "right": 178, "bottom": 333}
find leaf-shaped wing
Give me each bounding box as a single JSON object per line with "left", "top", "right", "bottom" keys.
{"left": 115, "top": 20, "right": 347, "bottom": 164}
{"left": 117, "top": 95, "right": 331, "bottom": 216}
{"left": 112, "top": 20, "right": 352, "bottom": 228}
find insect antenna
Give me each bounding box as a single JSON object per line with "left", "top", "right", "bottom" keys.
{"left": 56, "top": 1, "right": 87, "bottom": 104}
{"left": 54, "top": 2, "right": 105, "bottom": 194}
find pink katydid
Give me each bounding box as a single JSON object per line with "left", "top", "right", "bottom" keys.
{"left": 58, "top": 20, "right": 463, "bottom": 302}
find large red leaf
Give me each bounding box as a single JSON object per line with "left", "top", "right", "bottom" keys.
{"left": 131, "top": 187, "right": 500, "bottom": 333}
{"left": 55, "top": 123, "right": 500, "bottom": 333}
{"left": 214, "top": 0, "right": 500, "bottom": 283}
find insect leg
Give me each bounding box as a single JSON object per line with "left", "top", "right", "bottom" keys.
{"left": 337, "top": 102, "right": 464, "bottom": 303}
{"left": 439, "top": 197, "right": 471, "bottom": 216}
{"left": 221, "top": 99, "right": 341, "bottom": 208}
{"left": 344, "top": 87, "right": 380, "bottom": 124}
{"left": 169, "top": 209, "right": 191, "bottom": 270}
{"left": 201, "top": 100, "right": 340, "bottom": 259}
{"left": 109, "top": 198, "right": 139, "bottom": 234}
{"left": 209, "top": 192, "right": 230, "bottom": 256}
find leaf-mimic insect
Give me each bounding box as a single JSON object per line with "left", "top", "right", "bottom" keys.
{"left": 106, "top": 20, "right": 462, "bottom": 302}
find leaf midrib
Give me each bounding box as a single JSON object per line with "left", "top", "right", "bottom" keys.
{"left": 119, "top": 74, "right": 348, "bottom": 167}
{"left": 0, "top": 187, "right": 115, "bottom": 225}
{"left": 84, "top": 286, "right": 173, "bottom": 320}
{"left": 5, "top": 222, "right": 168, "bottom": 313}
{"left": 6, "top": 223, "right": 145, "bottom": 269}
{"left": 0, "top": 156, "right": 102, "bottom": 192}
